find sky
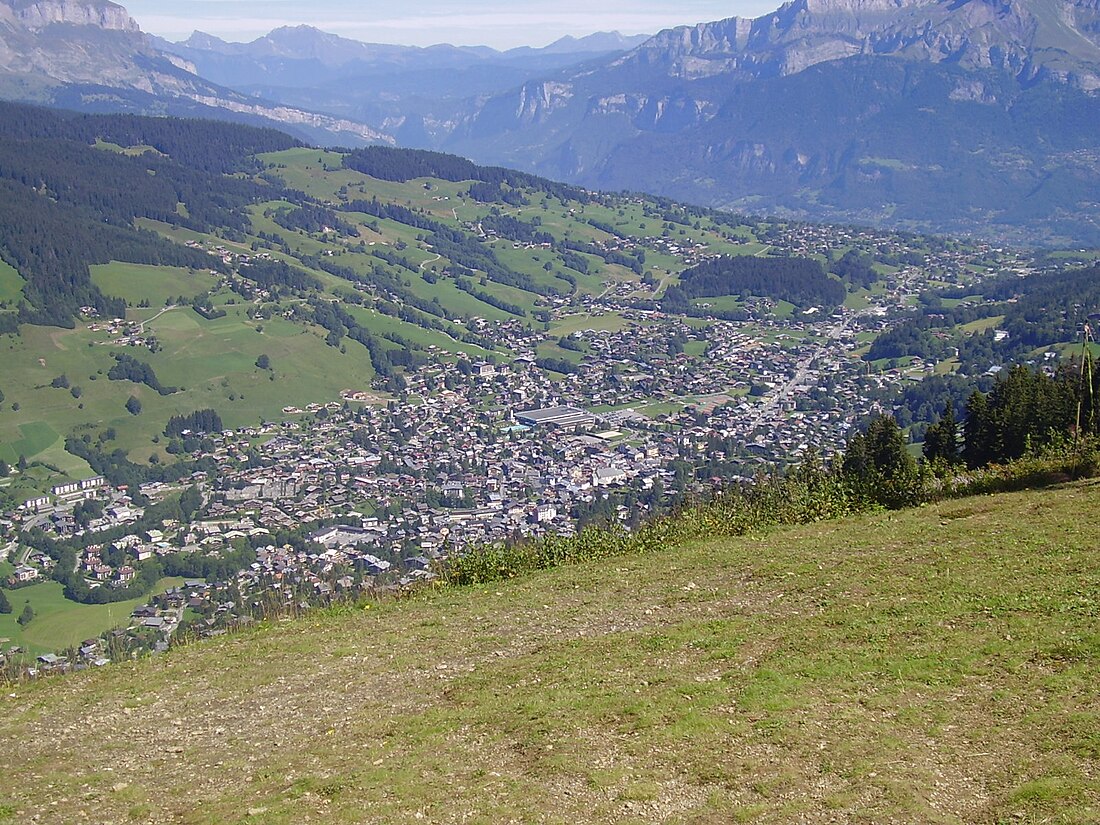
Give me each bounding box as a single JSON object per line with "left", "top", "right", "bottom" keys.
{"left": 121, "top": 1, "right": 780, "bottom": 49}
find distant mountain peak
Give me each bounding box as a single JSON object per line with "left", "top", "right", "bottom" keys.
{"left": 542, "top": 31, "right": 652, "bottom": 54}
{"left": 0, "top": 0, "right": 393, "bottom": 146}
{"left": 181, "top": 30, "right": 231, "bottom": 51}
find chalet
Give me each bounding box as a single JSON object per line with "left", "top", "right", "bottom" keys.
{"left": 11, "top": 564, "right": 38, "bottom": 583}
{"left": 534, "top": 504, "right": 557, "bottom": 524}
{"left": 114, "top": 567, "right": 136, "bottom": 589}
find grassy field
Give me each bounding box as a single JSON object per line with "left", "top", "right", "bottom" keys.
{"left": 90, "top": 262, "right": 220, "bottom": 308}
{"left": 961, "top": 315, "right": 1007, "bottom": 335}
{"left": 0, "top": 259, "right": 24, "bottom": 304}
{"left": 692, "top": 295, "right": 744, "bottom": 315}
{"left": 843, "top": 288, "right": 871, "bottom": 310}
{"left": 343, "top": 306, "right": 491, "bottom": 358}
{"left": 0, "top": 577, "right": 183, "bottom": 656}
{"left": 2, "top": 482, "right": 1094, "bottom": 823}
{"left": 92, "top": 139, "right": 164, "bottom": 158}
{"left": 0, "top": 304, "right": 380, "bottom": 475}
{"left": 549, "top": 312, "right": 633, "bottom": 336}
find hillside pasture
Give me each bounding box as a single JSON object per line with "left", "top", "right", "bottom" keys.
{"left": 0, "top": 578, "right": 183, "bottom": 656}
{"left": 0, "top": 259, "right": 24, "bottom": 304}
{"left": 90, "top": 262, "right": 220, "bottom": 309}
{"left": 2, "top": 485, "right": 1095, "bottom": 822}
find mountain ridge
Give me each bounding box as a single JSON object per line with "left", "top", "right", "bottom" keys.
{"left": 0, "top": 0, "right": 393, "bottom": 146}
{"left": 2, "top": 0, "right": 137, "bottom": 32}
{"left": 616, "top": 0, "right": 1100, "bottom": 87}
{"left": 431, "top": 0, "right": 1100, "bottom": 244}
{"left": 2, "top": 0, "right": 1100, "bottom": 242}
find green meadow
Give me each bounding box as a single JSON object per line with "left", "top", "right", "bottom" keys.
{"left": 0, "top": 259, "right": 24, "bottom": 305}
{"left": 90, "top": 262, "right": 220, "bottom": 308}
{"left": 0, "top": 577, "right": 183, "bottom": 656}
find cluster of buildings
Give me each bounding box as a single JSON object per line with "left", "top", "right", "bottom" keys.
{"left": 0, "top": 209, "right": 1036, "bottom": 669}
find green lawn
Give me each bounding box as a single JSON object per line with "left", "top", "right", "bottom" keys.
{"left": 549, "top": 312, "right": 633, "bottom": 336}
{"left": 843, "top": 288, "right": 871, "bottom": 310}
{"left": 635, "top": 400, "right": 686, "bottom": 418}
{"left": 691, "top": 295, "right": 744, "bottom": 314}
{"left": 536, "top": 340, "right": 586, "bottom": 365}
{"left": 773, "top": 299, "right": 797, "bottom": 319}
{"left": 961, "top": 315, "right": 1006, "bottom": 334}
{"left": 92, "top": 139, "right": 164, "bottom": 158}
{"left": 0, "top": 577, "right": 183, "bottom": 655}
{"left": 1, "top": 421, "right": 58, "bottom": 462}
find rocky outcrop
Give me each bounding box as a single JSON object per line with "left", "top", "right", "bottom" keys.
{"left": 439, "top": 0, "right": 1100, "bottom": 244}
{"left": 617, "top": 0, "right": 1100, "bottom": 88}
{"left": 6, "top": 0, "right": 137, "bottom": 32}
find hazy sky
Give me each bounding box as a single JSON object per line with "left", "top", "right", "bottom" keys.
{"left": 122, "top": 1, "right": 779, "bottom": 49}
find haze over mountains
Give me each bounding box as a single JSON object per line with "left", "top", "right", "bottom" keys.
{"left": 151, "top": 26, "right": 652, "bottom": 147}
{"left": 2, "top": 0, "right": 1100, "bottom": 243}
{"left": 0, "top": 0, "right": 397, "bottom": 145}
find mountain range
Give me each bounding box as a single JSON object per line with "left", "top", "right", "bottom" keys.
{"left": 150, "top": 26, "right": 652, "bottom": 146}
{"left": 2, "top": 0, "right": 1100, "bottom": 243}
{"left": 435, "top": 0, "right": 1100, "bottom": 244}
{"left": 0, "top": 0, "right": 398, "bottom": 145}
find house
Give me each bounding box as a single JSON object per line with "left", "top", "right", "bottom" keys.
{"left": 473, "top": 362, "right": 497, "bottom": 377}
{"left": 12, "top": 564, "right": 38, "bottom": 583}
{"left": 592, "top": 467, "right": 628, "bottom": 487}
{"left": 115, "top": 566, "right": 136, "bottom": 585}
{"left": 534, "top": 504, "right": 557, "bottom": 524}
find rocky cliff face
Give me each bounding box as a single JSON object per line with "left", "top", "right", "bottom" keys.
{"left": 619, "top": 0, "right": 1100, "bottom": 88}
{"left": 7, "top": 0, "right": 138, "bottom": 32}
{"left": 439, "top": 0, "right": 1100, "bottom": 244}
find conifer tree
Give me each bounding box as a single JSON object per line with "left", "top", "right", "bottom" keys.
{"left": 923, "top": 399, "right": 961, "bottom": 466}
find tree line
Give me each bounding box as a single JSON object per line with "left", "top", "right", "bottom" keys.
{"left": 341, "top": 146, "right": 588, "bottom": 202}
{"left": 0, "top": 103, "right": 306, "bottom": 325}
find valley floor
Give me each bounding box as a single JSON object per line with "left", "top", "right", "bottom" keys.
{"left": 1, "top": 482, "right": 1097, "bottom": 824}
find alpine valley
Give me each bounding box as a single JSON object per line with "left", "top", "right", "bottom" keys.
{"left": 0, "top": 3, "right": 1099, "bottom": 822}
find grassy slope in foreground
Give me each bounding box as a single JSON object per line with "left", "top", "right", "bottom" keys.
{"left": 1, "top": 482, "right": 1097, "bottom": 824}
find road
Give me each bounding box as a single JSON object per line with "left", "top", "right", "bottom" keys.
{"left": 652, "top": 272, "right": 672, "bottom": 298}
{"left": 137, "top": 304, "right": 179, "bottom": 333}
{"left": 743, "top": 311, "right": 858, "bottom": 432}
{"left": 1, "top": 540, "right": 18, "bottom": 564}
